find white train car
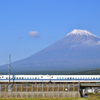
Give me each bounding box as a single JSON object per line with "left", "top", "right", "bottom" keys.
{"left": 0, "top": 75, "right": 100, "bottom": 83}
{"left": 51, "top": 75, "right": 100, "bottom": 82}
{"left": 0, "top": 75, "right": 50, "bottom": 83}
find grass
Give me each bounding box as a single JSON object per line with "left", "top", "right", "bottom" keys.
{"left": 0, "top": 97, "right": 100, "bottom": 100}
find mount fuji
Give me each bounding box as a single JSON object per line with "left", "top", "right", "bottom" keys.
{"left": 1, "top": 29, "right": 100, "bottom": 72}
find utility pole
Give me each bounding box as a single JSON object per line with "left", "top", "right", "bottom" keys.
{"left": 9, "top": 54, "right": 11, "bottom": 85}
{"left": 8, "top": 54, "right": 12, "bottom": 92}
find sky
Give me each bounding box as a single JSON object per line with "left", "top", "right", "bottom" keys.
{"left": 0, "top": 0, "right": 100, "bottom": 65}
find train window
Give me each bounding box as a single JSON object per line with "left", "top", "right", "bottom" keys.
{"left": 65, "top": 77, "right": 66, "bottom": 79}
{"left": 41, "top": 76, "right": 43, "bottom": 78}
{"left": 30, "top": 77, "right": 31, "bottom": 79}
{"left": 19, "top": 77, "right": 21, "bottom": 79}
{"left": 6, "top": 77, "right": 8, "bottom": 79}
{"left": 67, "top": 77, "right": 69, "bottom": 79}
{"left": 57, "top": 77, "right": 60, "bottom": 79}
{"left": 51, "top": 76, "right": 53, "bottom": 78}
{"left": 93, "top": 77, "right": 95, "bottom": 79}
{"left": 35, "top": 77, "right": 37, "bottom": 79}
{"left": 38, "top": 77, "right": 39, "bottom": 79}
{"left": 0, "top": 77, "right": 1, "bottom": 78}
{"left": 17, "top": 77, "right": 18, "bottom": 79}
{"left": 32, "top": 77, "right": 34, "bottom": 79}
{"left": 2, "top": 76, "right": 4, "bottom": 78}
{"left": 22, "top": 77, "right": 23, "bottom": 79}
{"left": 27, "top": 77, "right": 29, "bottom": 79}
{"left": 62, "top": 77, "right": 64, "bottom": 79}
{"left": 73, "top": 78, "right": 74, "bottom": 79}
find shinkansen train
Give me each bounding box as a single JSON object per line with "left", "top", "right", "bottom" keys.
{"left": 0, "top": 75, "right": 100, "bottom": 83}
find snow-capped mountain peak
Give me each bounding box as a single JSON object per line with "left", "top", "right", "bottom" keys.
{"left": 66, "top": 29, "right": 96, "bottom": 37}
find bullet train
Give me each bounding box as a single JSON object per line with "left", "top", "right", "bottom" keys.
{"left": 0, "top": 75, "right": 100, "bottom": 83}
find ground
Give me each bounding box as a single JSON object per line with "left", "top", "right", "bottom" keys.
{"left": 0, "top": 97, "right": 100, "bottom": 100}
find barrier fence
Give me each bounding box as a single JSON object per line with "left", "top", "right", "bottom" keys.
{"left": 0, "top": 83, "right": 80, "bottom": 98}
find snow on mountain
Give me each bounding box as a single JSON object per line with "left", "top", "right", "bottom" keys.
{"left": 66, "top": 29, "right": 97, "bottom": 37}
{"left": 62, "top": 29, "right": 100, "bottom": 46}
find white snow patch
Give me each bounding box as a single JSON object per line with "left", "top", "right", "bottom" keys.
{"left": 70, "top": 45, "right": 77, "bottom": 49}
{"left": 97, "top": 41, "right": 100, "bottom": 45}
{"left": 66, "top": 29, "right": 97, "bottom": 37}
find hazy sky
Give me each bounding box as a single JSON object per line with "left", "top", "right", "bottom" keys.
{"left": 0, "top": 0, "right": 100, "bottom": 65}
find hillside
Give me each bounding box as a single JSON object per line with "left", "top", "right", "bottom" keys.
{"left": 71, "top": 69, "right": 100, "bottom": 75}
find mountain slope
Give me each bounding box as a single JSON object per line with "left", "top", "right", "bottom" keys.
{"left": 1, "top": 29, "right": 100, "bottom": 72}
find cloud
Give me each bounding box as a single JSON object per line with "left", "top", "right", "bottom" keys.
{"left": 82, "top": 40, "right": 100, "bottom": 46}
{"left": 28, "top": 31, "right": 39, "bottom": 37}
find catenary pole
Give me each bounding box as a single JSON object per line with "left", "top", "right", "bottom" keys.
{"left": 9, "top": 54, "right": 11, "bottom": 85}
